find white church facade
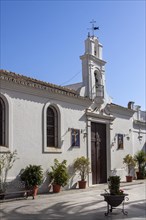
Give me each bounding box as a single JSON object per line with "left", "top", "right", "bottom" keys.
{"left": 0, "top": 33, "right": 146, "bottom": 192}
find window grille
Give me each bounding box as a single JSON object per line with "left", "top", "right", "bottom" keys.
{"left": 0, "top": 97, "right": 5, "bottom": 146}
{"left": 47, "top": 106, "right": 58, "bottom": 147}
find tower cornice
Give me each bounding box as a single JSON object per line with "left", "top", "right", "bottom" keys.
{"left": 80, "top": 54, "right": 106, "bottom": 66}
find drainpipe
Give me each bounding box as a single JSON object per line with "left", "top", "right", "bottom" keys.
{"left": 85, "top": 109, "right": 91, "bottom": 187}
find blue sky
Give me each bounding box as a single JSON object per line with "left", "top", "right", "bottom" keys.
{"left": 0, "top": 0, "right": 145, "bottom": 110}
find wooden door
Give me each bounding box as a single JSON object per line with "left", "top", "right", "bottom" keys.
{"left": 91, "top": 122, "right": 107, "bottom": 184}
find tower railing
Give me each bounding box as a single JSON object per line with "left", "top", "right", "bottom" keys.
{"left": 95, "top": 84, "right": 104, "bottom": 98}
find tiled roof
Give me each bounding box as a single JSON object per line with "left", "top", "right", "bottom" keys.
{"left": 109, "top": 103, "right": 134, "bottom": 111}
{"left": 0, "top": 69, "right": 88, "bottom": 100}
{"left": 107, "top": 103, "right": 135, "bottom": 117}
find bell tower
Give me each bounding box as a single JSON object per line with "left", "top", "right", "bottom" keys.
{"left": 80, "top": 20, "right": 107, "bottom": 105}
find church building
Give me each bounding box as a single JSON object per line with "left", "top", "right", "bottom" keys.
{"left": 0, "top": 29, "right": 146, "bottom": 192}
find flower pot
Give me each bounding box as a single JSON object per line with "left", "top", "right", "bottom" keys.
{"left": 33, "top": 186, "right": 39, "bottom": 197}
{"left": 101, "top": 193, "right": 129, "bottom": 216}
{"left": 78, "top": 180, "right": 87, "bottom": 189}
{"left": 101, "top": 193, "right": 128, "bottom": 207}
{"left": 126, "top": 176, "right": 133, "bottom": 182}
{"left": 0, "top": 193, "right": 5, "bottom": 200}
{"left": 53, "top": 184, "right": 61, "bottom": 193}
{"left": 136, "top": 171, "right": 144, "bottom": 180}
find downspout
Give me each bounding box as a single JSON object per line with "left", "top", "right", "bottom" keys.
{"left": 85, "top": 108, "right": 91, "bottom": 187}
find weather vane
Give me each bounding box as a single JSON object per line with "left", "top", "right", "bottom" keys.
{"left": 88, "top": 19, "right": 99, "bottom": 37}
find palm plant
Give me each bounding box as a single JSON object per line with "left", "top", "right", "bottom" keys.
{"left": 48, "top": 159, "right": 69, "bottom": 190}
{"left": 123, "top": 154, "right": 136, "bottom": 176}
{"left": 134, "top": 150, "right": 146, "bottom": 179}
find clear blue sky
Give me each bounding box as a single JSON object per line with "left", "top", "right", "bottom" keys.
{"left": 1, "top": 0, "right": 145, "bottom": 110}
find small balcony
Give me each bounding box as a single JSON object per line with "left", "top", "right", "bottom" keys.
{"left": 93, "top": 84, "right": 104, "bottom": 104}
{"left": 95, "top": 84, "right": 104, "bottom": 98}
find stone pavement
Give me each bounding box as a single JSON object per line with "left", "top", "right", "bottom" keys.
{"left": 0, "top": 180, "right": 146, "bottom": 220}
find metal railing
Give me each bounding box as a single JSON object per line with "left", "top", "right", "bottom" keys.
{"left": 95, "top": 84, "right": 104, "bottom": 97}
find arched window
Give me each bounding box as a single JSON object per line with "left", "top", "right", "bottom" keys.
{"left": 0, "top": 97, "right": 5, "bottom": 146}
{"left": 94, "top": 72, "right": 99, "bottom": 88}
{"left": 47, "top": 106, "right": 58, "bottom": 147}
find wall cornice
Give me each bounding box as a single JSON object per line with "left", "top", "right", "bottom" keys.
{"left": 80, "top": 54, "right": 106, "bottom": 65}
{"left": 1, "top": 80, "right": 92, "bottom": 107}
{"left": 0, "top": 70, "right": 89, "bottom": 102}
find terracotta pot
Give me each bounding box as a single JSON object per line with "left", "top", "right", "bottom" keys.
{"left": 0, "top": 193, "right": 5, "bottom": 200}
{"left": 136, "top": 171, "right": 144, "bottom": 180}
{"left": 78, "top": 180, "right": 87, "bottom": 189}
{"left": 33, "top": 186, "right": 39, "bottom": 197}
{"left": 53, "top": 184, "right": 61, "bottom": 193}
{"left": 126, "top": 176, "right": 133, "bottom": 182}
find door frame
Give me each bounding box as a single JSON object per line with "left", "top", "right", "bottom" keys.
{"left": 91, "top": 122, "right": 107, "bottom": 184}
{"left": 86, "top": 117, "right": 112, "bottom": 186}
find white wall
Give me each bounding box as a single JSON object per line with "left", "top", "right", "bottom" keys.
{"left": 110, "top": 109, "right": 146, "bottom": 181}
{"left": 110, "top": 115, "right": 133, "bottom": 180}
{"left": 1, "top": 81, "right": 90, "bottom": 192}
{"left": 1, "top": 79, "right": 145, "bottom": 192}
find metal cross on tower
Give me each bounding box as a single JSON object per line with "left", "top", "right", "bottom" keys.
{"left": 88, "top": 19, "right": 99, "bottom": 37}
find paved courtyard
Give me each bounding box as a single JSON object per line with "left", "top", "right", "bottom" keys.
{"left": 0, "top": 180, "right": 146, "bottom": 220}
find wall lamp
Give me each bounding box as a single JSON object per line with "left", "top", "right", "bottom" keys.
{"left": 138, "top": 129, "right": 143, "bottom": 141}
{"left": 138, "top": 134, "right": 143, "bottom": 141}
{"left": 124, "top": 134, "right": 130, "bottom": 140}
{"left": 124, "top": 129, "right": 132, "bottom": 140}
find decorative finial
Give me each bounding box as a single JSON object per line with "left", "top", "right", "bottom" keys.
{"left": 88, "top": 19, "right": 99, "bottom": 37}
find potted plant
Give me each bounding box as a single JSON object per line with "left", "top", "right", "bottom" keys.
{"left": 48, "top": 159, "right": 69, "bottom": 193}
{"left": 101, "top": 176, "right": 128, "bottom": 216}
{"left": 73, "top": 156, "right": 90, "bottom": 189}
{"left": 134, "top": 150, "right": 146, "bottom": 179}
{"left": 123, "top": 154, "right": 136, "bottom": 182}
{"left": 108, "top": 176, "right": 121, "bottom": 195}
{"left": 0, "top": 150, "right": 18, "bottom": 199}
{"left": 20, "top": 164, "right": 43, "bottom": 198}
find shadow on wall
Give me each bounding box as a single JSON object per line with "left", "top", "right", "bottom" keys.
{"left": 142, "top": 142, "right": 146, "bottom": 152}
{"left": 4, "top": 163, "right": 78, "bottom": 197}
{"left": 4, "top": 174, "right": 25, "bottom": 192}
{"left": 4, "top": 169, "right": 50, "bottom": 196}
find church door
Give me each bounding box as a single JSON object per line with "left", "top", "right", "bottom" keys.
{"left": 91, "top": 122, "right": 107, "bottom": 184}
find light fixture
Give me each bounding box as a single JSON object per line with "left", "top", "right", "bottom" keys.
{"left": 138, "top": 135, "right": 143, "bottom": 141}
{"left": 83, "top": 132, "right": 87, "bottom": 138}
{"left": 124, "top": 129, "right": 132, "bottom": 140}
{"left": 138, "top": 129, "right": 143, "bottom": 141}
{"left": 124, "top": 134, "right": 130, "bottom": 140}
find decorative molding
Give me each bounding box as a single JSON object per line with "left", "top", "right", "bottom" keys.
{"left": 86, "top": 110, "right": 115, "bottom": 122}
{"left": 43, "top": 102, "right": 61, "bottom": 153}
{"left": 133, "top": 120, "right": 146, "bottom": 126}
{"left": 0, "top": 93, "right": 13, "bottom": 151}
